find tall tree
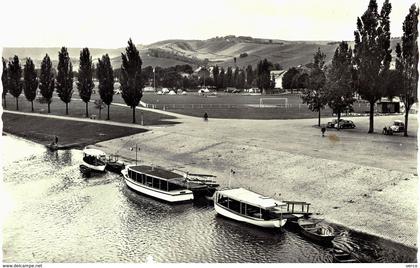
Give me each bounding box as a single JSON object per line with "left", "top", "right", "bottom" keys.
{"left": 353, "top": 0, "right": 392, "bottom": 133}
{"left": 219, "top": 67, "right": 225, "bottom": 89}
{"left": 212, "top": 66, "right": 219, "bottom": 90}
{"left": 301, "top": 48, "right": 328, "bottom": 126}
{"left": 39, "top": 54, "right": 55, "bottom": 113}
{"left": 120, "top": 39, "right": 143, "bottom": 123}
{"left": 2, "top": 57, "right": 8, "bottom": 108}
{"left": 245, "top": 65, "right": 254, "bottom": 88}
{"left": 282, "top": 67, "right": 300, "bottom": 92}
{"left": 325, "top": 42, "right": 355, "bottom": 129}
{"left": 97, "top": 54, "right": 114, "bottom": 120}
{"left": 56, "top": 47, "right": 74, "bottom": 115}
{"left": 77, "top": 48, "right": 94, "bottom": 118}
{"left": 256, "top": 59, "right": 273, "bottom": 93}
{"left": 396, "top": 4, "right": 419, "bottom": 137}
{"left": 23, "top": 58, "right": 38, "bottom": 112}
{"left": 7, "top": 56, "right": 22, "bottom": 110}
{"left": 237, "top": 70, "right": 246, "bottom": 89}
{"left": 233, "top": 67, "right": 239, "bottom": 88}
{"left": 226, "top": 67, "right": 233, "bottom": 87}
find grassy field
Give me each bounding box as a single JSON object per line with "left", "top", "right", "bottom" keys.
{"left": 3, "top": 93, "right": 178, "bottom": 126}
{"left": 2, "top": 113, "right": 147, "bottom": 148}
{"left": 2, "top": 90, "right": 382, "bottom": 121}
{"left": 137, "top": 92, "right": 372, "bottom": 119}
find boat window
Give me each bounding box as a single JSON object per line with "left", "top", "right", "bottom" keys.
{"left": 146, "top": 176, "right": 153, "bottom": 187}
{"left": 128, "top": 169, "right": 133, "bottom": 179}
{"left": 160, "top": 180, "right": 168, "bottom": 191}
{"left": 245, "top": 204, "right": 261, "bottom": 218}
{"left": 168, "top": 182, "right": 183, "bottom": 191}
{"left": 152, "top": 177, "right": 160, "bottom": 189}
{"left": 228, "top": 198, "right": 241, "bottom": 213}
{"left": 218, "top": 195, "right": 229, "bottom": 207}
{"left": 140, "top": 174, "right": 145, "bottom": 184}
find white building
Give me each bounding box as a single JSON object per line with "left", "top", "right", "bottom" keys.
{"left": 270, "top": 70, "right": 286, "bottom": 89}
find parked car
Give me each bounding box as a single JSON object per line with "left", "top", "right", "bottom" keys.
{"left": 327, "top": 119, "right": 356, "bottom": 129}
{"left": 383, "top": 120, "right": 405, "bottom": 135}
{"left": 337, "top": 120, "right": 356, "bottom": 129}
{"left": 327, "top": 119, "right": 343, "bottom": 128}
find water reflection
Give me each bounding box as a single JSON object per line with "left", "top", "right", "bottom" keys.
{"left": 2, "top": 135, "right": 417, "bottom": 263}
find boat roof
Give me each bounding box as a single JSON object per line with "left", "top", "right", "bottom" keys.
{"left": 129, "top": 165, "right": 183, "bottom": 180}
{"left": 83, "top": 148, "right": 106, "bottom": 157}
{"left": 217, "top": 188, "right": 286, "bottom": 209}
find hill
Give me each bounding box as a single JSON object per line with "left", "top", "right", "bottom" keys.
{"left": 2, "top": 36, "right": 402, "bottom": 70}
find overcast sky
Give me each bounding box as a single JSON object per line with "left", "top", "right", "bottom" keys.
{"left": 0, "top": 0, "right": 417, "bottom": 48}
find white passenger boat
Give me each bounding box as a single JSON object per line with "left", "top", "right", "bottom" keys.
{"left": 122, "top": 165, "right": 194, "bottom": 203}
{"left": 214, "top": 188, "right": 287, "bottom": 228}
{"left": 81, "top": 148, "right": 107, "bottom": 172}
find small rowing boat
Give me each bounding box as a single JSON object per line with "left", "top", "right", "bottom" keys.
{"left": 297, "top": 218, "right": 335, "bottom": 244}
{"left": 331, "top": 248, "right": 360, "bottom": 263}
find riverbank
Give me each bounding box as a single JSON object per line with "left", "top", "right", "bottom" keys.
{"left": 93, "top": 113, "right": 418, "bottom": 249}
{"left": 2, "top": 108, "right": 417, "bottom": 248}
{"left": 2, "top": 113, "right": 148, "bottom": 149}
{"left": 3, "top": 94, "right": 179, "bottom": 126}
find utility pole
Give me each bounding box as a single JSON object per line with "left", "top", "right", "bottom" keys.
{"left": 153, "top": 67, "right": 156, "bottom": 91}
{"left": 131, "top": 144, "right": 140, "bottom": 165}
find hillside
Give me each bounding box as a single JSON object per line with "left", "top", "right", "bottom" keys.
{"left": 2, "top": 36, "right": 402, "bottom": 70}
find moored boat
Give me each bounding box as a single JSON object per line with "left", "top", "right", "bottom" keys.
{"left": 297, "top": 218, "right": 335, "bottom": 244}
{"left": 105, "top": 155, "right": 125, "bottom": 174}
{"left": 82, "top": 148, "right": 107, "bottom": 172}
{"left": 122, "top": 165, "right": 195, "bottom": 203}
{"left": 331, "top": 248, "right": 360, "bottom": 263}
{"left": 214, "top": 188, "right": 287, "bottom": 228}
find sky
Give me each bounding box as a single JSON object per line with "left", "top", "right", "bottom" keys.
{"left": 0, "top": 0, "right": 418, "bottom": 48}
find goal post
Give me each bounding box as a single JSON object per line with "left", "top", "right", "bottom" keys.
{"left": 259, "top": 98, "right": 288, "bottom": 108}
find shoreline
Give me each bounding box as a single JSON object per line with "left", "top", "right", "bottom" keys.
{"left": 3, "top": 132, "right": 417, "bottom": 254}
{"left": 2, "top": 111, "right": 418, "bottom": 250}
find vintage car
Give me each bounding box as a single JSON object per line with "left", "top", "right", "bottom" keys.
{"left": 383, "top": 120, "right": 405, "bottom": 135}
{"left": 327, "top": 119, "right": 356, "bottom": 129}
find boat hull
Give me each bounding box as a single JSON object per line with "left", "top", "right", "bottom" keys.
{"left": 214, "top": 202, "right": 287, "bottom": 228}
{"left": 82, "top": 161, "right": 106, "bottom": 172}
{"left": 298, "top": 220, "right": 335, "bottom": 244}
{"left": 123, "top": 174, "right": 194, "bottom": 203}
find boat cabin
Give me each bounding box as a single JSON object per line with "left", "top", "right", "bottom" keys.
{"left": 215, "top": 188, "right": 286, "bottom": 220}
{"left": 126, "top": 165, "right": 188, "bottom": 192}
{"left": 83, "top": 148, "right": 106, "bottom": 166}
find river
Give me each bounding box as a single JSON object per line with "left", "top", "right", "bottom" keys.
{"left": 1, "top": 134, "right": 416, "bottom": 263}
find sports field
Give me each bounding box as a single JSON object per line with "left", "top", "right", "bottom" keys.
{"left": 137, "top": 92, "right": 373, "bottom": 119}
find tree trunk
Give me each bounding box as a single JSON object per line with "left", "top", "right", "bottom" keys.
{"left": 31, "top": 101, "right": 34, "bottom": 112}
{"left": 368, "top": 101, "right": 375, "bottom": 133}
{"left": 132, "top": 106, "right": 136, "bottom": 123}
{"left": 85, "top": 102, "right": 89, "bottom": 118}
{"left": 48, "top": 102, "right": 51, "bottom": 113}
{"left": 16, "top": 97, "right": 18, "bottom": 111}
{"left": 404, "top": 103, "right": 410, "bottom": 137}
{"left": 337, "top": 111, "right": 341, "bottom": 131}
{"left": 66, "top": 103, "right": 69, "bottom": 115}
{"left": 107, "top": 105, "right": 110, "bottom": 120}
{"left": 318, "top": 109, "right": 321, "bottom": 127}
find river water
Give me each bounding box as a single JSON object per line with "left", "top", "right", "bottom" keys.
{"left": 1, "top": 135, "right": 417, "bottom": 263}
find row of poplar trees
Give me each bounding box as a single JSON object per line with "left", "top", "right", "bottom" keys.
{"left": 300, "top": 1, "right": 418, "bottom": 136}
{"left": 2, "top": 39, "right": 143, "bottom": 123}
